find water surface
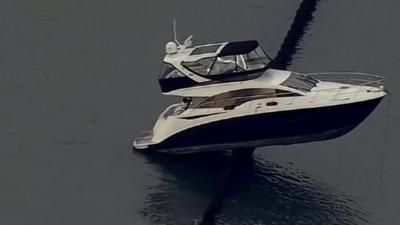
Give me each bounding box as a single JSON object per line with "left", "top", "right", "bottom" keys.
{"left": 1, "top": 0, "right": 399, "bottom": 224}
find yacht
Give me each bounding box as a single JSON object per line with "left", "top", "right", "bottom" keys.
{"left": 133, "top": 38, "right": 386, "bottom": 154}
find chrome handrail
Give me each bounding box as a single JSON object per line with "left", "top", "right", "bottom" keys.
{"left": 305, "top": 72, "right": 385, "bottom": 102}
{"left": 305, "top": 72, "right": 385, "bottom": 88}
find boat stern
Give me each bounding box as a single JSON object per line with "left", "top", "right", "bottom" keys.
{"left": 132, "top": 131, "right": 155, "bottom": 151}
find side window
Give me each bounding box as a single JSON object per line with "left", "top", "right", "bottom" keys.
{"left": 240, "top": 47, "right": 269, "bottom": 70}
{"left": 182, "top": 58, "right": 215, "bottom": 76}
{"left": 209, "top": 56, "right": 237, "bottom": 75}
{"left": 197, "top": 89, "right": 300, "bottom": 108}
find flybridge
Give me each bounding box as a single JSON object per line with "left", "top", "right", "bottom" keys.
{"left": 160, "top": 39, "right": 273, "bottom": 94}
{"left": 157, "top": 20, "right": 273, "bottom": 95}
{"left": 164, "top": 40, "right": 263, "bottom": 62}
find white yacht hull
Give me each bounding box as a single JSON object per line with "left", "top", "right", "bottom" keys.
{"left": 133, "top": 96, "right": 384, "bottom": 154}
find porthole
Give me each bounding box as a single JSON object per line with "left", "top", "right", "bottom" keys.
{"left": 266, "top": 101, "right": 278, "bottom": 106}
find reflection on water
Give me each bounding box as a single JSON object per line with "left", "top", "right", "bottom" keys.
{"left": 271, "top": 0, "right": 321, "bottom": 70}
{"left": 138, "top": 151, "right": 370, "bottom": 225}
{"left": 138, "top": 152, "right": 229, "bottom": 225}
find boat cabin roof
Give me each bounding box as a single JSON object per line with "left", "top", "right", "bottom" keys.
{"left": 164, "top": 40, "right": 264, "bottom": 64}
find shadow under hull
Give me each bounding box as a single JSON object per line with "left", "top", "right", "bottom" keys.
{"left": 138, "top": 97, "right": 384, "bottom": 154}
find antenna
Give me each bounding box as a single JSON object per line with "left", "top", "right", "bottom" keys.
{"left": 173, "top": 19, "right": 181, "bottom": 45}
{"left": 172, "top": 19, "right": 193, "bottom": 48}
{"left": 184, "top": 35, "right": 193, "bottom": 47}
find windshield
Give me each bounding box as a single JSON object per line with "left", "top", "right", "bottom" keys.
{"left": 182, "top": 46, "right": 270, "bottom": 77}
{"left": 237, "top": 46, "right": 270, "bottom": 71}
{"left": 281, "top": 73, "right": 319, "bottom": 92}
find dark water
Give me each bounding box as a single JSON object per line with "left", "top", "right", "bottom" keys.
{"left": 1, "top": 0, "right": 399, "bottom": 224}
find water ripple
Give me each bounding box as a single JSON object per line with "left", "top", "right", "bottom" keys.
{"left": 138, "top": 151, "right": 370, "bottom": 225}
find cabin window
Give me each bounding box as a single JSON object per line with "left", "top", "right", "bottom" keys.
{"left": 281, "top": 73, "right": 319, "bottom": 92}
{"left": 160, "top": 64, "right": 185, "bottom": 79}
{"left": 195, "top": 88, "right": 300, "bottom": 108}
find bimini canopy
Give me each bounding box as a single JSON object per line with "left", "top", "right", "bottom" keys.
{"left": 218, "top": 40, "right": 259, "bottom": 56}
